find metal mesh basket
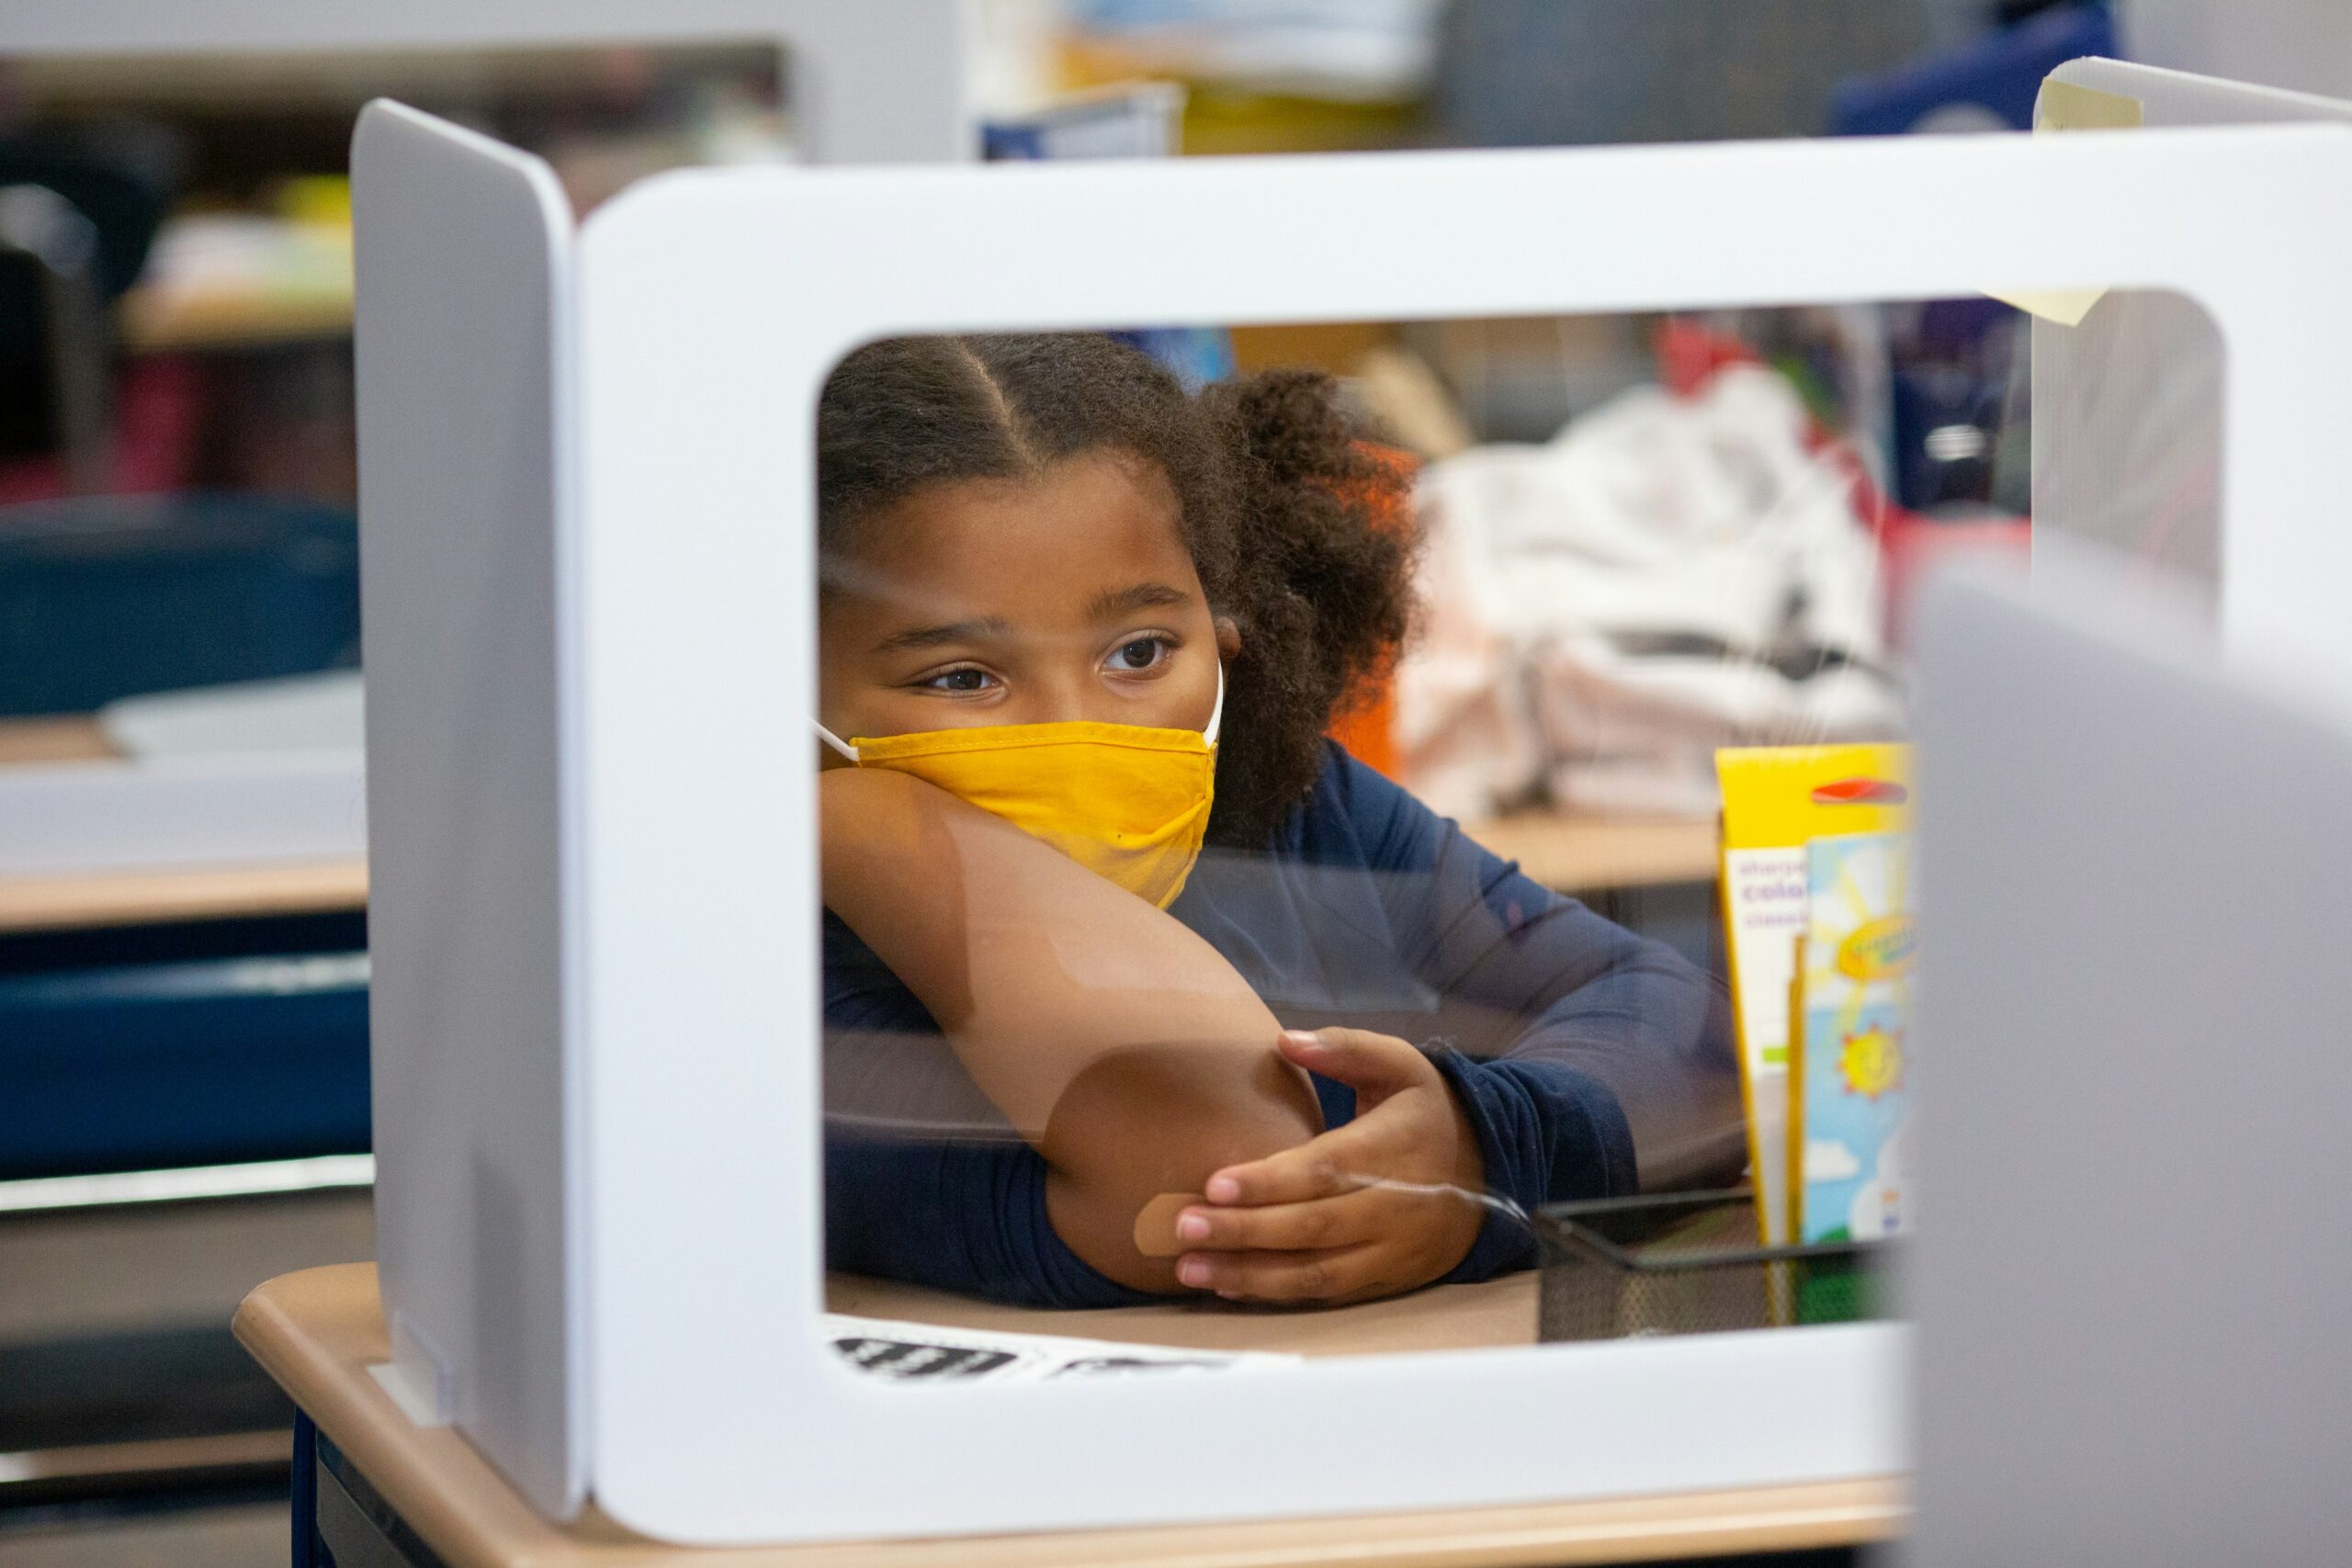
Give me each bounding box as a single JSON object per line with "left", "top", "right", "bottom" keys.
{"left": 1535, "top": 1190, "right": 1894, "bottom": 1342}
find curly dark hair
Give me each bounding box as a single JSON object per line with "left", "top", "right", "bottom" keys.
{"left": 817, "top": 333, "right": 1419, "bottom": 846}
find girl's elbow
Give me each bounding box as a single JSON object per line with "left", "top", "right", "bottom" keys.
{"left": 1037, "top": 1042, "right": 1321, "bottom": 1292}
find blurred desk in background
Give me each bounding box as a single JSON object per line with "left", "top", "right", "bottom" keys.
{"left": 0, "top": 710, "right": 374, "bottom": 1504}
{"left": 0, "top": 859, "right": 368, "bottom": 935}
{"left": 0, "top": 714, "right": 116, "bottom": 765}
{"left": 0, "top": 716, "right": 368, "bottom": 934}
{"left": 1469, "top": 811, "right": 1722, "bottom": 978}
{"left": 1467, "top": 811, "right": 1719, "bottom": 896}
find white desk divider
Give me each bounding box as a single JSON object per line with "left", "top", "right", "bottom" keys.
{"left": 353, "top": 99, "right": 2352, "bottom": 1541}
{"left": 352, "top": 104, "right": 582, "bottom": 1517}
{"left": 2117, "top": 0, "right": 2352, "bottom": 105}
{"left": 2052, "top": 53, "right": 2352, "bottom": 126}
{"left": 2032, "top": 57, "right": 2352, "bottom": 617}
{"left": 1913, "top": 546, "right": 2352, "bottom": 1564}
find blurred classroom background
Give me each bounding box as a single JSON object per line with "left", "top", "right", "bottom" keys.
{"left": 0, "top": 0, "right": 2331, "bottom": 1562}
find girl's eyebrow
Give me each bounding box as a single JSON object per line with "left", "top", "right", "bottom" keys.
{"left": 872, "top": 615, "right": 1010, "bottom": 654}
{"left": 1086, "top": 581, "right": 1192, "bottom": 622}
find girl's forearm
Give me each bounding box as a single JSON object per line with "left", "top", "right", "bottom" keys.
{"left": 819, "top": 768, "right": 1321, "bottom": 1288}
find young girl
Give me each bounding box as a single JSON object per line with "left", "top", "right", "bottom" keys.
{"left": 817, "top": 333, "right": 1740, "bottom": 1309}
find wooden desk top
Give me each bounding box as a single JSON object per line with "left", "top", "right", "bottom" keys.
{"left": 0, "top": 859, "right": 371, "bottom": 934}
{"left": 235, "top": 1264, "right": 1903, "bottom": 1568}
{"left": 1467, "top": 812, "right": 1718, "bottom": 895}
{"left": 0, "top": 715, "right": 119, "bottom": 766}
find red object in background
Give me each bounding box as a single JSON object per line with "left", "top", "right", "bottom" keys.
{"left": 112, "top": 356, "right": 208, "bottom": 495}
{"left": 1329, "top": 682, "right": 1399, "bottom": 778}
{"left": 1324, "top": 442, "right": 1415, "bottom": 779}
{"left": 0, "top": 355, "right": 206, "bottom": 506}
{"left": 1812, "top": 777, "right": 1910, "bottom": 807}
{"left": 1656, "top": 317, "right": 1765, "bottom": 399}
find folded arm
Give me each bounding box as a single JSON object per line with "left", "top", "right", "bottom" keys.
{"left": 818, "top": 767, "right": 1321, "bottom": 1292}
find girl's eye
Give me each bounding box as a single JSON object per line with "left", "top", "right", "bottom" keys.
{"left": 922, "top": 668, "right": 996, "bottom": 694}
{"left": 1110, "top": 637, "right": 1170, "bottom": 672}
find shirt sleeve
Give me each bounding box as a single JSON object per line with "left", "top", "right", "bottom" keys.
{"left": 822, "top": 918, "right": 1161, "bottom": 1308}
{"left": 1334, "top": 751, "right": 1745, "bottom": 1281}
{"left": 825, "top": 1133, "right": 1161, "bottom": 1309}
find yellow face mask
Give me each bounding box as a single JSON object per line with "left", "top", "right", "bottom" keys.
{"left": 816, "top": 667, "right": 1221, "bottom": 909}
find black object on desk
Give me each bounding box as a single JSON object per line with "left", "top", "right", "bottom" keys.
{"left": 1537, "top": 1190, "right": 1894, "bottom": 1342}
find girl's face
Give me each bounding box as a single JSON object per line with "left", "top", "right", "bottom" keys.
{"left": 818, "top": 451, "right": 1236, "bottom": 749}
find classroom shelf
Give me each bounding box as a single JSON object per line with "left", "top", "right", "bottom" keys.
{"left": 115, "top": 288, "right": 355, "bottom": 354}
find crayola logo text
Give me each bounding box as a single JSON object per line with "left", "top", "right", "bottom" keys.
{"left": 1837, "top": 914, "right": 1917, "bottom": 982}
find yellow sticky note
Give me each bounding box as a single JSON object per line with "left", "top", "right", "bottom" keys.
{"left": 2036, "top": 79, "right": 2145, "bottom": 133}
{"left": 1983, "top": 285, "right": 2108, "bottom": 328}
{"left": 1986, "top": 80, "right": 2146, "bottom": 325}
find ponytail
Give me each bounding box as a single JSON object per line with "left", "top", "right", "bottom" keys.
{"left": 1198, "top": 369, "right": 1419, "bottom": 845}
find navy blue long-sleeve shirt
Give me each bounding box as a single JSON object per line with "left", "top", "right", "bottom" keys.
{"left": 824, "top": 744, "right": 1741, "bottom": 1307}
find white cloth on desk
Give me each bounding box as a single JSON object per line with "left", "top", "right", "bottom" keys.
{"left": 1396, "top": 366, "right": 1902, "bottom": 820}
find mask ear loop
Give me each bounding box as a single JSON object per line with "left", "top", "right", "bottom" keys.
{"left": 814, "top": 721, "right": 861, "bottom": 763}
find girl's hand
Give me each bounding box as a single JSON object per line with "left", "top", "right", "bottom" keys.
{"left": 1172, "top": 1028, "right": 1488, "bottom": 1306}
